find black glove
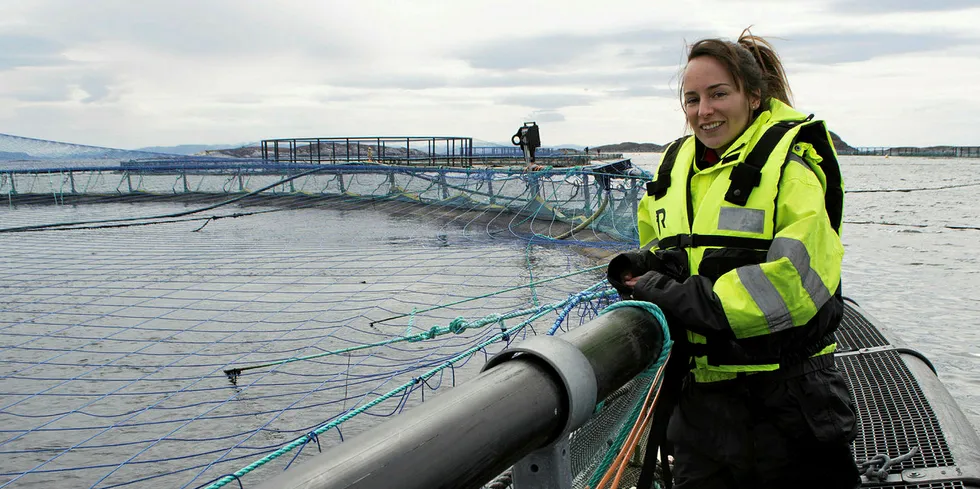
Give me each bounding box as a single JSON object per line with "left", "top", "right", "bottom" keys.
{"left": 607, "top": 249, "right": 689, "bottom": 299}
{"left": 607, "top": 250, "right": 657, "bottom": 298}
{"left": 631, "top": 270, "right": 734, "bottom": 339}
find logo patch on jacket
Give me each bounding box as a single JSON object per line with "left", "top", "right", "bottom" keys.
{"left": 655, "top": 208, "right": 667, "bottom": 234}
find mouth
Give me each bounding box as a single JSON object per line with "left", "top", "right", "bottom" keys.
{"left": 700, "top": 121, "right": 724, "bottom": 132}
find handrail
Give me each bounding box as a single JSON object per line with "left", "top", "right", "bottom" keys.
{"left": 254, "top": 305, "right": 665, "bottom": 489}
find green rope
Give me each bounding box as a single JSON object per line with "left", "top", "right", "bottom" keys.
{"left": 525, "top": 241, "right": 540, "bottom": 307}
{"left": 403, "top": 307, "right": 419, "bottom": 336}
{"left": 206, "top": 288, "right": 616, "bottom": 489}
{"left": 368, "top": 264, "right": 606, "bottom": 326}
{"left": 225, "top": 281, "right": 610, "bottom": 378}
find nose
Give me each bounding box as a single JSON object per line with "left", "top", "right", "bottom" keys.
{"left": 698, "top": 98, "right": 713, "bottom": 119}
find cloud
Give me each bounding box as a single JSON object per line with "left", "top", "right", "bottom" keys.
{"left": 77, "top": 74, "right": 116, "bottom": 103}
{"left": 499, "top": 93, "right": 593, "bottom": 110}
{"left": 1, "top": 1, "right": 979, "bottom": 148}
{"left": 457, "top": 28, "right": 710, "bottom": 72}
{"left": 459, "top": 34, "right": 599, "bottom": 71}
{"left": 605, "top": 86, "right": 677, "bottom": 98}
{"left": 526, "top": 110, "right": 565, "bottom": 123}
{"left": 0, "top": 67, "right": 120, "bottom": 104}
{"left": 19, "top": 1, "right": 362, "bottom": 59}
{"left": 777, "top": 31, "right": 971, "bottom": 64}
{"left": 327, "top": 73, "right": 450, "bottom": 90}
{"left": 0, "top": 35, "right": 69, "bottom": 70}
{"left": 828, "top": 0, "right": 980, "bottom": 13}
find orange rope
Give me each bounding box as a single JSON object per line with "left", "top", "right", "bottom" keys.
{"left": 588, "top": 351, "right": 670, "bottom": 489}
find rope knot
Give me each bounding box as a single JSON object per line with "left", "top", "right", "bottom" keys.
{"left": 305, "top": 431, "right": 322, "bottom": 452}
{"left": 449, "top": 317, "right": 468, "bottom": 334}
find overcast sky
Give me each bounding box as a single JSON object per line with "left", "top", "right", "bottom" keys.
{"left": 1, "top": 0, "right": 978, "bottom": 149}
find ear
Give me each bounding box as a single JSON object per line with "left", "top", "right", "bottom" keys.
{"left": 749, "top": 90, "right": 762, "bottom": 110}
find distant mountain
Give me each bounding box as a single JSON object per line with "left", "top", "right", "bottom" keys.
{"left": 828, "top": 131, "right": 856, "bottom": 154}
{"left": 136, "top": 143, "right": 256, "bottom": 155}
{"left": 592, "top": 132, "right": 857, "bottom": 155}
{"left": 593, "top": 142, "right": 666, "bottom": 153}
{"left": 472, "top": 139, "right": 510, "bottom": 147}
{"left": 0, "top": 151, "right": 33, "bottom": 160}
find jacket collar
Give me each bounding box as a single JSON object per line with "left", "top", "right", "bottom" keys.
{"left": 698, "top": 98, "right": 807, "bottom": 161}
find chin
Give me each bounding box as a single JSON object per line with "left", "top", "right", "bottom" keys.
{"left": 698, "top": 136, "right": 723, "bottom": 149}
{"left": 698, "top": 133, "right": 733, "bottom": 150}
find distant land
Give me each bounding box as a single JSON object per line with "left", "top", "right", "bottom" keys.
{"left": 135, "top": 143, "right": 257, "bottom": 155}
{"left": 592, "top": 131, "right": 856, "bottom": 154}
{"left": 134, "top": 133, "right": 980, "bottom": 158}
{"left": 0, "top": 151, "right": 33, "bottom": 160}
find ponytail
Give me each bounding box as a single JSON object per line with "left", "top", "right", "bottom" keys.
{"left": 737, "top": 29, "right": 793, "bottom": 107}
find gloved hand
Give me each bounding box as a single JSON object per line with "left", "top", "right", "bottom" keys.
{"left": 631, "top": 269, "right": 734, "bottom": 339}
{"left": 607, "top": 249, "right": 688, "bottom": 299}
{"left": 607, "top": 250, "right": 657, "bottom": 298}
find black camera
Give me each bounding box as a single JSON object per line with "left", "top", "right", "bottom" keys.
{"left": 512, "top": 122, "right": 541, "bottom": 165}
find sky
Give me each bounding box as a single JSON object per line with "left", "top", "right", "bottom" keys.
{"left": 1, "top": 0, "right": 979, "bottom": 150}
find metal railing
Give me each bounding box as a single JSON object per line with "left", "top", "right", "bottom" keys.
{"left": 260, "top": 136, "right": 474, "bottom": 166}
{"left": 843, "top": 146, "right": 980, "bottom": 157}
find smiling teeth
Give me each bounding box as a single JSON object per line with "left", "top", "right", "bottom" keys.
{"left": 701, "top": 121, "right": 723, "bottom": 130}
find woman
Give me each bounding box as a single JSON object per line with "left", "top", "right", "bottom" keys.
{"left": 607, "top": 31, "right": 859, "bottom": 489}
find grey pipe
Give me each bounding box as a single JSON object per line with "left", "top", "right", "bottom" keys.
{"left": 255, "top": 305, "right": 664, "bottom": 489}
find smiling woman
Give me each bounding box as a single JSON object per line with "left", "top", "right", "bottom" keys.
{"left": 607, "top": 29, "right": 857, "bottom": 489}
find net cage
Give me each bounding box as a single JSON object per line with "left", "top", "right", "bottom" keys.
{"left": 1, "top": 156, "right": 660, "bottom": 489}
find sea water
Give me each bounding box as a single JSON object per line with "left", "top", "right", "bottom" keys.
{"left": 0, "top": 197, "right": 604, "bottom": 487}
{"left": 0, "top": 154, "right": 978, "bottom": 487}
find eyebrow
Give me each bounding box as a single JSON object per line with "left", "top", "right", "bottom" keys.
{"left": 684, "top": 83, "right": 733, "bottom": 96}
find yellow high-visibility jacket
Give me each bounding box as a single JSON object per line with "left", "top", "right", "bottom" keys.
{"left": 636, "top": 99, "right": 845, "bottom": 383}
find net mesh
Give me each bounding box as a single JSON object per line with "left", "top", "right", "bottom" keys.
{"left": 1, "top": 152, "right": 658, "bottom": 488}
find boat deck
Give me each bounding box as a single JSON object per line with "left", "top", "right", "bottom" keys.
{"left": 839, "top": 299, "right": 980, "bottom": 488}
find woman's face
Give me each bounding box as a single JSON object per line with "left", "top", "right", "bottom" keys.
{"left": 682, "top": 56, "right": 760, "bottom": 153}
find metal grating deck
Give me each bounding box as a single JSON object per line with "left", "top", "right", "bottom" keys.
{"left": 833, "top": 301, "right": 980, "bottom": 488}
{"left": 874, "top": 484, "right": 966, "bottom": 489}
{"left": 839, "top": 350, "right": 954, "bottom": 471}
{"left": 838, "top": 299, "right": 890, "bottom": 351}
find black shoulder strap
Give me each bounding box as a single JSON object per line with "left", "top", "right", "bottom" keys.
{"left": 792, "top": 123, "right": 844, "bottom": 234}
{"left": 646, "top": 136, "right": 689, "bottom": 199}
{"left": 725, "top": 118, "right": 809, "bottom": 206}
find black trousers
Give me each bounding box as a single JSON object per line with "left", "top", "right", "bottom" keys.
{"left": 666, "top": 365, "right": 861, "bottom": 489}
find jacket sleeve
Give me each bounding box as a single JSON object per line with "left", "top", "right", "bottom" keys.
{"left": 712, "top": 147, "right": 844, "bottom": 339}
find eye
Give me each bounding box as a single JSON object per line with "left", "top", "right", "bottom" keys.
{"left": 711, "top": 91, "right": 728, "bottom": 99}
{"left": 684, "top": 97, "right": 699, "bottom": 106}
